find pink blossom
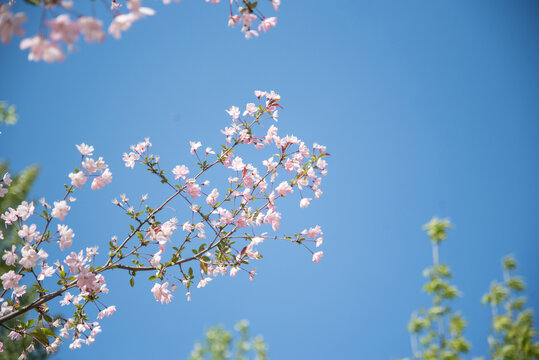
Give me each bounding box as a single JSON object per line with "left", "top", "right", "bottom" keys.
{"left": 108, "top": 13, "right": 136, "bottom": 39}
{"left": 1, "top": 270, "right": 22, "bottom": 289}
{"left": 264, "top": 209, "right": 281, "bottom": 231}
{"left": 246, "top": 243, "right": 259, "bottom": 259}
{"left": 38, "top": 248, "right": 48, "bottom": 261}
{"left": 312, "top": 251, "right": 324, "bottom": 263}
{"left": 18, "top": 224, "right": 39, "bottom": 242}
{"left": 68, "top": 171, "right": 87, "bottom": 188}
{"left": 265, "top": 125, "right": 278, "bottom": 143}
{"left": 127, "top": 0, "right": 156, "bottom": 17}
{"left": 19, "top": 246, "right": 39, "bottom": 269}
{"left": 47, "top": 14, "right": 80, "bottom": 44}
{"left": 313, "top": 142, "right": 327, "bottom": 152}
{"left": 91, "top": 168, "right": 112, "bottom": 190}
{"left": 254, "top": 90, "right": 266, "bottom": 98}
{"left": 64, "top": 251, "right": 86, "bottom": 273}
{"left": 37, "top": 264, "right": 55, "bottom": 281}
{"left": 16, "top": 201, "right": 34, "bottom": 221}
{"left": 197, "top": 277, "right": 212, "bottom": 288}
{"left": 0, "top": 185, "right": 6, "bottom": 198}
{"left": 0, "top": 208, "right": 17, "bottom": 225}
{"left": 97, "top": 305, "right": 117, "bottom": 319}
{"left": 252, "top": 236, "right": 264, "bottom": 245}
{"left": 258, "top": 17, "right": 277, "bottom": 32}
{"left": 266, "top": 90, "right": 281, "bottom": 101}
{"left": 149, "top": 251, "right": 161, "bottom": 267}
{"left": 76, "top": 143, "right": 94, "bottom": 156}
{"left": 243, "top": 173, "right": 255, "bottom": 187}
{"left": 151, "top": 282, "right": 173, "bottom": 304}
{"left": 2, "top": 173, "right": 11, "bottom": 186}
{"left": 52, "top": 200, "right": 70, "bottom": 221}
{"left": 300, "top": 198, "right": 312, "bottom": 208}
{"left": 76, "top": 267, "right": 99, "bottom": 293}
{"left": 131, "top": 138, "right": 151, "bottom": 153}
{"left": 249, "top": 268, "right": 256, "bottom": 281}
{"left": 57, "top": 224, "right": 74, "bottom": 250}
{"left": 0, "top": 301, "right": 12, "bottom": 315}
{"left": 275, "top": 181, "right": 293, "bottom": 197}
{"left": 221, "top": 152, "right": 233, "bottom": 167}
{"left": 172, "top": 165, "right": 189, "bottom": 179}
{"left": 186, "top": 182, "right": 201, "bottom": 199}
{"left": 82, "top": 157, "right": 106, "bottom": 174}
{"left": 86, "top": 246, "right": 99, "bottom": 259}
{"left": 240, "top": 188, "right": 252, "bottom": 204}
{"left": 284, "top": 159, "right": 297, "bottom": 173}
{"left": 78, "top": 17, "right": 105, "bottom": 43}
{"left": 243, "top": 103, "right": 257, "bottom": 116}
{"left": 182, "top": 221, "right": 194, "bottom": 232}
{"left": 271, "top": 0, "right": 280, "bottom": 11}
{"left": 123, "top": 152, "right": 140, "bottom": 168}
{"left": 8, "top": 331, "right": 21, "bottom": 340}
{"left": 189, "top": 141, "right": 202, "bottom": 154}
{"left": 0, "top": 5, "right": 27, "bottom": 44}
{"left": 221, "top": 127, "right": 236, "bottom": 138}
{"left": 316, "top": 158, "right": 327, "bottom": 169}
{"left": 241, "top": 13, "right": 257, "bottom": 27}
{"left": 230, "top": 156, "right": 245, "bottom": 172}
{"left": 206, "top": 188, "right": 219, "bottom": 205}
{"left": 12, "top": 285, "right": 26, "bottom": 298}
{"left": 109, "top": 1, "right": 155, "bottom": 39}
{"left": 2, "top": 245, "right": 18, "bottom": 266}
{"left": 262, "top": 157, "right": 278, "bottom": 171}
{"left": 296, "top": 177, "right": 308, "bottom": 190}
{"left": 226, "top": 106, "right": 240, "bottom": 120}
{"left": 305, "top": 225, "right": 323, "bottom": 239}
{"left": 60, "top": 292, "right": 73, "bottom": 306}
{"left": 235, "top": 215, "right": 248, "bottom": 228}
{"left": 218, "top": 208, "right": 234, "bottom": 225}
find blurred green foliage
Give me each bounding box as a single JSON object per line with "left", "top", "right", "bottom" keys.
{"left": 190, "top": 320, "right": 267, "bottom": 360}
{"left": 402, "top": 218, "right": 471, "bottom": 360}
{"left": 482, "top": 256, "right": 539, "bottom": 360}
{"left": 0, "top": 103, "right": 18, "bottom": 126}
{"left": 400, "top": 217, "right": 539, "bottom": 360}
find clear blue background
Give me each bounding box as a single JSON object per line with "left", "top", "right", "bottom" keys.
{"left": 1, "top": 0, "right": 538, "bottom": 358}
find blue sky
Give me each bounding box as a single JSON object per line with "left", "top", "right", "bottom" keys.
{"left": 1, "top": 0, "right": 538, "bottom": 359}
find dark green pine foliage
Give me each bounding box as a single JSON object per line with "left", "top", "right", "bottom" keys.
{"left": 482, "top": 256, "right": 539, "bottom": 360}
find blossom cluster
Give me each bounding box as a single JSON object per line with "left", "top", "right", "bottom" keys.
{"left": 115, "top": 90, "right": 328, "bottom": 303}
{"left": 0, "top": 0, "right": 280, "bottom": 63}
{"left": 0, "top": 90, "right": 328, "bottom": 357}
{"left": 0, "top": 146, "right": 113, "bottom": 355}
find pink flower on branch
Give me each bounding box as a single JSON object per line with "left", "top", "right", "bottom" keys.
{"left": 151, "top": 282, "right": 173, "bottom": 304}
{"left": 19, "top": 36, "right": 65, "bottom": 63}
{"left": 312, "top": 251, "right": 323, "bottom": 263}
{"left": 9, "top": 0, "right": 281, "bottom": 62}
{"left": 0, "top": 4, "right": 26, "bottom": 45}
